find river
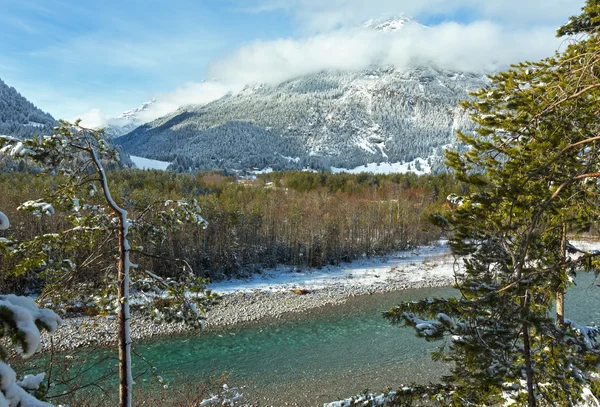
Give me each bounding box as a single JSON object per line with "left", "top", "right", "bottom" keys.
{"left": 33, "top": 272, "right": 600, "bottom": 406}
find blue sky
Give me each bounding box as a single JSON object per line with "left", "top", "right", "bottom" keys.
{"left": 0, "top": 0, "right": 584, "bottom": 124}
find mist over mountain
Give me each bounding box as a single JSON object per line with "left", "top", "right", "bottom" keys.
{"left": 0, "top": 78, "right": 57, "bottom": 138}
{"left": 114, "top": 17, "right": 490, "bottom": 173}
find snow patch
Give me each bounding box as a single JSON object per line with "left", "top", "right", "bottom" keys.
{"left": 130, "top": 156, "right": 171, "bottom": 171}
{"left": 331, "top": 157, "right": 432, "bottom": 175}
{"left": 209, "top": 241, "right": 455, "bottom": 294}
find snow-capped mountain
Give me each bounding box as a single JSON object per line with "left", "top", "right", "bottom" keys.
{"left": 362, "top": 15, "right": 421, "bottom": 31}
{"left": 103, "top": 100, "right": 156, "bottom": 138}
{"left": 116, "top": 18, "right": 488, "bottom": 173}
{"left": 116, "top": 100, "right": 155, "bottom": 120}
{"left": 0, "top": 78, "right": 56, "bottom": 138}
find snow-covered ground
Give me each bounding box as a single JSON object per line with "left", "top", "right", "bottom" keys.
{"left": 570, "top": 240, "right": 600, "bottom": 253}
{"left": 331, "top": 157, "right": 433, "bottom": 175}
{"left": 130, "top": 155, "right": 171, "bottom": 170}
{"left": 209, "top": 238, "right": 600, "bottom": 295}
{"left": 210, "top": 241, "right": 456, "bottom": 294}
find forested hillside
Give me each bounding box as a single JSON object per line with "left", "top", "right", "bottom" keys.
{"left": 0, "top": 78, "right": 56, "bottom": 137}
{"left": 117, "top": 67, "right": 485, "bottom": 173}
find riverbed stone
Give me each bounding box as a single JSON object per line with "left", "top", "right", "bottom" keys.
{"left": 40, "top": 271, "right": 455, "bottom": 352}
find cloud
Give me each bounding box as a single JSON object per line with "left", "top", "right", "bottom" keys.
{"left": 146, "top": 81, "right": 241, "bottom": 120}
{"left": 72, "top": 1, "right": 580, "bottom": 128}
{"left": 78, "top": 108, "right": 111, "bottom": 128}
{"left": 89, "top": 18, "right": 562, "bottom": 127}
{"left": 75, "top": 81, "right": 239, "bottom": 128}
{"left": 208, "top": 20, "right": 562, "bottom": 86}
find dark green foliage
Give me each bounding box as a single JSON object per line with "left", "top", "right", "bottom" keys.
{"left": 558, "top": 0, "right": 600, "bottom": 36}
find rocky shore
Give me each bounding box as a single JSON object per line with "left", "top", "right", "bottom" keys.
{"left": 41, "top": 268, "right": 455, "bottom": 352}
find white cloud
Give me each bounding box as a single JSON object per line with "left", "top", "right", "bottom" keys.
{"left": 74, "top": 81, "right": 239, "bottom": 128}
{"left": 73, "top": 0, "right": 581, "bottom": 128}
{"left": 77, "top": 108, "right": 111, "bottom": 128}
{"left": 94, "top": 19, "right": 561, "bottom": 127}
{"left": 208, "top": 20, "right": 561, "bottom": 86}
{"left": 146, "top": 81, "right": 241, "bottom": 120}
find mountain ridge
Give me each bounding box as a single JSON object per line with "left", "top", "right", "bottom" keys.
{"left": 0, "top": 78, "right": 57, "bottom": 138}
{"left": 103, "top": 99, "right": 156, "bottom": 139}
{"left": 117, "top": 65, "right": 487, "bottom": 172}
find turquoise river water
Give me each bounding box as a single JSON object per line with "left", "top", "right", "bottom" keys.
{"left": 32, "top": 273, "right": 600, "bottom": 405}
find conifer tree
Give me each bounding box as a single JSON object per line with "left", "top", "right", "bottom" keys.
{"left": 385, "top": 1, "right": 600, "bottom": 405}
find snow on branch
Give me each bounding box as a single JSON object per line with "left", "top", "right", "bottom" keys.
{"left": 402, "top": 312, "right": 454, "bottom": 338}
{"left": 0, "top": 135, "right": 34, "bottom": 157}
{"left": 18, "top": 200, "right": 55, "bottom": 217}
{"left": 0, "top": 363, "right": 51, "bottom": 407}
{"left": 566, "top": 241, "right": 600, "bottom": 255}
{"left": 0, "top": 295, "right": 62, "bottom": 406}
{"left": 324, "top": 391, "right": 398, "bottom": 407}
{"left": 0, "top": 212, "right": 8, "bottom": 230}
{"left": 198, "top": 384, "right": 244, "bottom": 406}
{"left": 565, "top": 319, "right": 600, "bottom": 351}
{"left": 0, "top": 294, "right": 62, "bottom": 357}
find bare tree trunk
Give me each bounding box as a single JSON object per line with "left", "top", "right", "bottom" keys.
{"left": 117, "top": 219, "right": 133, "bottom": 407}
{"left": 523, "top": 321, "right": 537, "bottom": 407}
{"left": 556, "top": 221, "right": 567, "bottom": 329}
{"left": 90, "top": 146, "right": 133, "bottom": 407}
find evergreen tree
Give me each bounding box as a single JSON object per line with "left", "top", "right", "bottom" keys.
{"left": 384, "top": 2, "right": 600, "bottom": 405}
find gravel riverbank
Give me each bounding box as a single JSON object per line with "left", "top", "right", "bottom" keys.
{"left": 42, "top": 243, "right": 456, "bottom": 351}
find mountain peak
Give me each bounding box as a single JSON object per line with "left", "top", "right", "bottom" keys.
{"left": 116, "top": 99, "right": 156, "bottom": 120}
{"left": 362, "top": 15, "right": 417, "bottom": 32}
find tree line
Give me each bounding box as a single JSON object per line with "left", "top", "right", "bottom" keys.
{"left": 0, "top": 168, "right": 457, "bottom": 293}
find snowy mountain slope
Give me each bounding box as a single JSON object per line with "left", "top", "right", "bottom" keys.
{"left": 116, "top": 18, "right": 488, "bottom": 173}
{"left": 0, "top": 78, "right": 57, "bottom": 138}
{"left": 103, "top": 100, "right": 156, "bottom": 139}
{"left": 0, "top": 78, "right": 135, "bottom": 169}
